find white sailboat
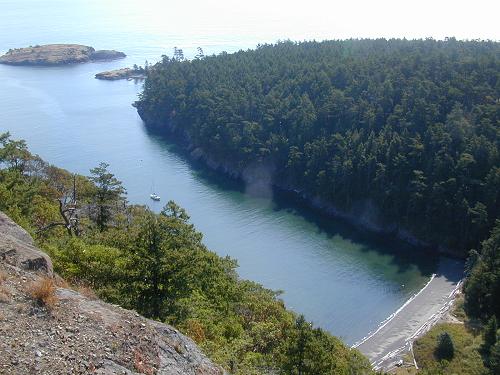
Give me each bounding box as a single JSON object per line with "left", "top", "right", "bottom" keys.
{"left": 150, "top": 193, "right": 161, "bottom": 201}
{"left": 149, "top": 180, "right": 161, "bottom": 201}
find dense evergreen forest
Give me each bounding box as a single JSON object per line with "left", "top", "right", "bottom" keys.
{"left": 0, "top": 133, "right": 372, "bottom": 374}
{"left": 137, "top": 38, "right": 500, "bottom": 256}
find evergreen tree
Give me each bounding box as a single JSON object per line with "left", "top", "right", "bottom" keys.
{"left": 483, "top": 316, "right": 498, "bottom": 356}
{"left": 282, "top": 315, "right": 312, "bottom": 375}
{"left": 464, "top": 221, "right": 500, "bottom": 321}
{"left": 88, "top": 162, "right": 126, "bottom": 231}
{"left": 0, "top": 132, "right": 30, "bottom": 172}
{"left": 195, "top": 47, "right": 204, "bottom": 59}
{"left": 129, "top": 211, "right": 172, "bottom": 318}
{"left": 489, "top": 340, "right": 500, "bottom": 374}
{"left": 436, "top": 332, "right": 455, "bottom": 361}
{"left": 173, "top": 47, "right": 184, "bottom": 61}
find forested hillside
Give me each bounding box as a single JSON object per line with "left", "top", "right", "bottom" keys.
{"left": 0, "top": 133, "right": 372, "bottom": 375}
{"left": 137, "top": 38, "right": 500, "bottom": 255}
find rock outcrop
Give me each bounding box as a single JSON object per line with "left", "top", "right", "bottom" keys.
{"left": 0, "top": 212, "right": 52, "bottom": 276}
{"left": 95, "top": 68, "right": 146, "bottom": 81}
{"left": 0, "top": 44, "right": 126, "bottom": 66}
{"left": 0, "top": 212, "right": 224, "bottom": 375}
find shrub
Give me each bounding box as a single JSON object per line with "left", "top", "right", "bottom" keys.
{"left": 28, "top": 277, "right": 57, "bottom": 308}
{"left": 490, "top": 341, "right": 500, "bottom": 373}
{"left": 0, "top": 269, "right": 6, "bottom": 283}
{"left": 435, "top": 332, "right": 455, "bottom": 361}
{"left": 0, "top": 269, "right": 9, "bottom": 303}
{"left": 0, "top": 287, "right": 9, "bottom": 303}
{"left": 74, "top": 284, "right": 98, "bottom": 300}
{"left": 483, "top": 316, "right": 498, "bottom": 355}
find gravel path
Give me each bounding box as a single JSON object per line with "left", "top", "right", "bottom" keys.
{"left": 354, "top": 257, "right": 463, "bottom": 371}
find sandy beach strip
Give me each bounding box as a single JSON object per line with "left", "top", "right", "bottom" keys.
{"left": 354, "top": 257, "right": 463, "bottom": 371}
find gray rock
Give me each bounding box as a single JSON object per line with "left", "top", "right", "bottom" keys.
{"left": 0, "top": 212, "right": 52, "bottom": 275}
{"left": 0, "top": 211, "right": 34, "bottom": 245}
{"left": 95, "top": 360, "right": 136, "bottom": 374}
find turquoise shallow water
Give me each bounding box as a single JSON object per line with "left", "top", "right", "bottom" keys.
{"left": 0, "top": 0, "right": 439, "bottom": 344}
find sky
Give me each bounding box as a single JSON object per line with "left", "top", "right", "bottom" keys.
{"left": 0, "top": 0, "right": 497, "bottom": 56}
{"left": 114, "top": 0, "right": 499, "bottom": 41}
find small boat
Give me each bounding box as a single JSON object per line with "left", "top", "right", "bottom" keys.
{"left": 150, "top": 193, "right": 161, "bottom": 201}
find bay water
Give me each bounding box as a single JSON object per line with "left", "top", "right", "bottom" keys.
{"left": 0, "top": 0, "right": 440, "bottom": 344}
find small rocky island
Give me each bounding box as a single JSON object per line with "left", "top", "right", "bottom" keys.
{"left": 95, "top": 67, "right": 146, "bottom": 81}
{"left": 0, "top": 44, "right": 126, "bottom": 66}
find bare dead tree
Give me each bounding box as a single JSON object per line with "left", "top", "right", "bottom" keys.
{"left": 37, "top": 175, "right": 81, "bottom": 236}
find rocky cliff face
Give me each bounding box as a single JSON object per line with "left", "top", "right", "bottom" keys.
{"left": 0, "top": 211, "right": 224, "bottom": 375}
{"left": 0, "top": 44, "right": 126, "bottom": 66}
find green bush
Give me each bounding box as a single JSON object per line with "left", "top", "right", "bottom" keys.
{"left": 436, "top": 332, "right": 455, "bottom": 361}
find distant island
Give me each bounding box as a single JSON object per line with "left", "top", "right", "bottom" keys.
{"left": 0, "top": 44, "right": 126, "bottom": 66}
{"left": 95, "top": 66, "right": 146, "bottom": 81}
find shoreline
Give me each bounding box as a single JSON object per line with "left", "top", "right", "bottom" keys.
{"left": 135, "top": 109, "right": 466, "bottom": 371}
{"left": 352, "top": 273, "right": 437, "bottom": 349}
{"left": 136, "top": 108, "right": 463, "bottom": 260}
{"left": 354, "top": 257, "right": 463, "bottom": 371}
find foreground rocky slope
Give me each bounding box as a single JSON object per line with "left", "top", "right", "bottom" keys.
{"left": 0, "top": 44, "right": 125, "bottom": 65}
{"left": 0, "top": 211, "right": 223, "bottom": 375}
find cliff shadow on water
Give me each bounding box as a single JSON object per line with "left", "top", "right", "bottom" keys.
{"left": 142, "top": 123, "right": 445, "bottom": 279}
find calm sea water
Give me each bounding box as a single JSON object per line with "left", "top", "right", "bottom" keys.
{"left": 0, "top": 0, "right": 439, "bottom": 344}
